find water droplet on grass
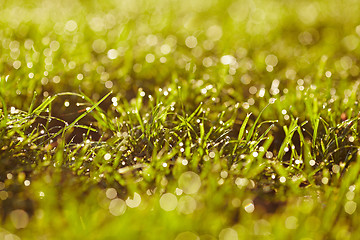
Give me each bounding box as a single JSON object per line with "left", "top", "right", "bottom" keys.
{"left": 265, "top": 54, "right": 278, "bottom": 67}
{"left": 109, "top": 198, "right": 126, "bottom": 216}
{"left": 106, "top": 188, "right": 117, "bottom": 199}
{"left": 24, "top": 180, "right": 30, "bottom": 186}
{"left": 185, "top": 36, "right": 197, "bottom": 48}
{"left": 13, "top": 60, "right": 21, "bottom": 69}
{"left": 107, "top": 49, "right": 118, "bottom": 59}
{"left": 92, "top": 39, "right": 107, "bottom": 53}
{"left": 160, "top": 193, "right": 178, "bottom": 211}
{"left": 175, "top": 231, "right": 199, "bottom": 240}
{"left": 219, "top": 228, "right": 238, "bottom": 240}
{"left": 104, "top": 153, "right": 111, "bottom": 161}
{"left": 321, "top": 177, "right": 329, "bottom": 185}
{"left": 145, "top": 53, "right": 155, "bottom": 63}
{"left": 285, "top": 216, "right": 298, "bottom": 229}
{"left": 126, "top": 192, "right": 141, "bottom": 208}
{"left": 160, "top": 44, "right": 171, "bottom": 54}
{"left": 10, "top": 209, "right": 29, "bottom": 229}
{"left": 177, "top": 196, "right": 197, "bottom": 214}
{"left": 65, "top": 20, "right": 78, "bottom": 32}
{"left": 243, "top": 200, "right": 255, "bottom": 213}
{"left": 178, "top": 172, "right": 201, "bottom": 194}
{"left": 345, "top": 201, "right": 357, "bottom": 214}
{"left": 220, "top": 55, "right": 236, "bottom": 65}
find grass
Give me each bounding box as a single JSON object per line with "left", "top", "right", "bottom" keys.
{"left": 1, "top": 0, "right": 360, "bottom": 239}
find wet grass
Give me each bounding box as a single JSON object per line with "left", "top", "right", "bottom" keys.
{"left": 1, "top": 0, "right": 360, "bottom": 239}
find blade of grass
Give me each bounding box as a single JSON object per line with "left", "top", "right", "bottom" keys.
{"left": 51, "top": 91, "right": 112, "bottom": 140}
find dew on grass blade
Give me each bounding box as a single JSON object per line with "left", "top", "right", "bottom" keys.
{"left": 265, "top": 151, "right": 273, "bottom": 159}
{"left": 254, "top": 219, "right": 272, "bottom": 236}
{"left": 39, "top": 192, "right": 45, "bottom": 198}
{"left": 344, "top": 201, "right": 357, "bottom": 215}
{"left": 24, "top": 180, "right": 30, "bottom": 186}
{"left": 126, "top": 192, "right": 141, "bottom": 208}
{"left": 185, "top": 36, "right": 197, "bottom": 48}
{"left": 106, "top": 188, "right": 117, "bottom": 199}
{"left": 53, "top": 76, "right": 61, "bottom": 84}
{"left": 92, "top": 39, "right": 107, "bottom": 53}
{"left": 10, "top": 210, "right": 29, "bottom": 229}
{"left": 13, "top": 60, "right": 21, "bottom": 69}
{"left": 285, "top": 216, "right": 298, "bottom": 230}
{"left": 321, "top": 177, "right": 329, "bottom": 185}
{"left": 24, "top": 39, "right": 34, "bottom": 50}
{"left": 104, "top": 153, "right": 111, "bottom": 161}
{"left": 145, "top": 53, "right": 155, "bottom": 63}
{"left": 249, "top": 86, "right": 257, "bottom": 95}
{"left": 266, "top": 65, "right": 273, "bottom": 72}
{"left": 159, "top": 193, "right": 178, "bottom": 211}
{"left": 177, "top": 196, "right": 197, "bottom": 214}
{"left": 160, "top": 57, "right": 167, "bottom": 63}
{"left": 206, "top": 25, "right": 223, "bottom": 41}
{"left": 105, "top": 81, "right": 113, "bottom": 89}
{"left": 175, "top": 232, "right": 199, "bottom": 240}
{"left": 50, "top": 40, "right": 60, "bottom": 51}
{"left": 175, "top": 188, "right": 183, "bottom": 196}
{"left": 219, "top": 228, "right": 238, "bottom": 240}
{"left": 109, "top": 198, "right": 126, "bottom": 216}
{"left": 203, "top": 57, "right": 213, "bottom": 67}
{"left": 160, "top": 44, "right": 171, "bottom": 54}
{"left": 242, "top": 102, "right": 249, "bottom": 109}
{"left": 0, "top": 191, "right": 8, "bottom": 200}
{"left": 107, "top": 49, "right": 118, "bottom": 59}
{"left": 243, "top": 199, "right": 255, "bottom": 213}
{"left": 178, "top": 171, "right": 201, "bottom": 194}
{"left": 220, "top": 171, "right": 228, "bottom": 179}
{"left": 65, "top": 20, "right": 78, "bottom": 32}
{"left": 265, "top": 54, "right": 278, "bottom": 67}
{"left": 332, "top": 165, "right": 340, "bottom": 174}
{"left": 346, "top": 191, "right": 355, "bottom": 201}
{"left": 221, "top": 55, "right": 236, "bottom": 65}
{"left": 343, "top": 35, "right": 359, "bottom": 51}
{"left": 232, "top": 198, "right": 241, "bottom": 208}
{"left": 146, "top": 34, "right": 158, "bottom": 46}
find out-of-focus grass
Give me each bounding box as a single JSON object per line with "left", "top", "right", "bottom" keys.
{"left": 1, "top": 0, "right": 360, "bottom": 239}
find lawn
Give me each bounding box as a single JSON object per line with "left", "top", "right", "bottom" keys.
{"left": 1, "top": 0, "right": 360, "bottom": 239}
